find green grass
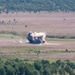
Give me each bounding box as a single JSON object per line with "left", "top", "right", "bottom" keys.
{"left": 1, "top": 33, "right": 75, "bottom": 42}
{"left": 0, "top": 34, "right": 21, "bottom": 39}
{"left": 46, "top": 35, "right": 75, "bottom": 41}
{"left": 0, "top": 32, "right": 75, "bottom": 61}
{"left": 46, "top": 35, "right": 75, "bottom": 39}
{"left": 46, "top": 38, "right": 75, "bottom": 41}
{"left": 0, "top": 31, "right": 75, "bottom": 41}
{"left": 0, "top": 46, "right": 75, "bottom": 59}
{"left": 0, "top": 46, "right": 75, "bottom": 52}
{"left": 0, "top": 31, "right": 24, "bottom": 39}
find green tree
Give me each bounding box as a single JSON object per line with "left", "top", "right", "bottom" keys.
{"left": 0, "top": 65, "right": 6, "bottom": 75}
{"left": 43, "top": 68, "right": 52, "bottom": 75}
{"left": 18, "top": 61, "right": 25, "bottom": 75}
{"left": 51, "top": 62, "right": 58, "bottom": 75}
{"left": 33, "top": 70, "right": 40, "bottom": 75}
{"left": 34, "top": 60, "right": 43, "bottom": 74}
{"left": 59, "top": 68, "right": 65, "bottom": 75}
{"left": 4, "top": 65, "right": 15, "bottom": 75}
{"left": 0, "top": 0, "right": 75, "bottom": 12}
{"left": 25, "top": 63, "right": 35, "bottom": 75}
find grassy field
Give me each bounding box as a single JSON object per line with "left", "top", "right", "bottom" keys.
{"left": 0, "top": 45, "right": 75, "bottom": 61}
{"left": 0, "top": 12, "right": 75, "bottom": 61}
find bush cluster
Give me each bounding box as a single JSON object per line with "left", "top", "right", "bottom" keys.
{"left": 0, "top": 0, "right": 75, "bottom": 13}
{"left": 0, "top": 58, "right": 75, "bottom": 75}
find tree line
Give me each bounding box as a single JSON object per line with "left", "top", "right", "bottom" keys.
{"left": 0, "top": 58, "right": 75, "bottom": 75}
{"left": 0, "top": 0, "right": 75, "bottom": 13}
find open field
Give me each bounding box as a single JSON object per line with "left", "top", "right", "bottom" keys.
{"left": 0, "top": 12, "right": 75, "bottom": 60}
{"left": 0, "top": 12, "right": 75, "bottom": 36}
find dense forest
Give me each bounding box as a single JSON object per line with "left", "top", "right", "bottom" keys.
{"left": 0, "top": 58, "right": 75, "bottom": 75}
{"left": 0, "top": 0, "right": 75, "bottom": 13}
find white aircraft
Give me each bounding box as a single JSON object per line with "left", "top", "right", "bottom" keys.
{"left": 27, "top": 32, "right": 46, "bottom": 44}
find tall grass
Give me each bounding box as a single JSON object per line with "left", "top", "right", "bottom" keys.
{"left": 0, "top": 31, "right": 18, "bottom": 35}
{"left": 46, "top": 35, "right": 75, "bottom": 39}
